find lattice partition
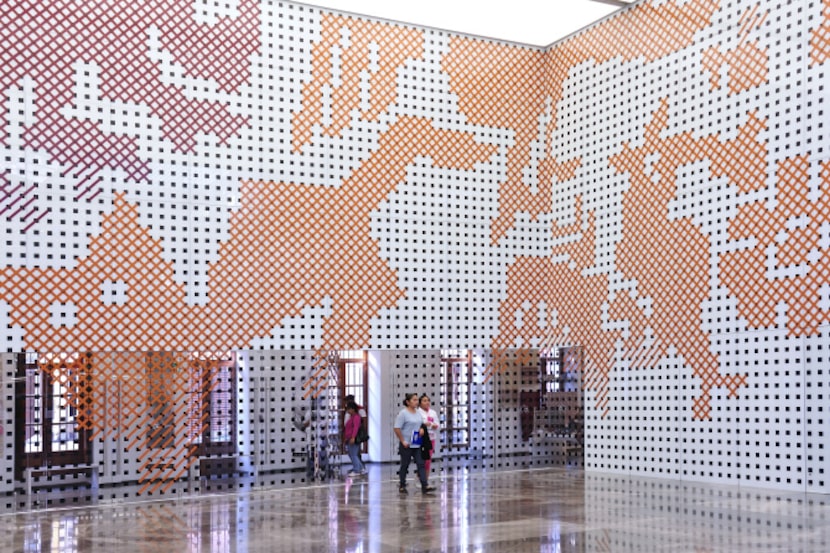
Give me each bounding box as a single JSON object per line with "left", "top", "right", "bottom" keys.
{"left": 0, "top": 0, "right": 829, "bottom": 505}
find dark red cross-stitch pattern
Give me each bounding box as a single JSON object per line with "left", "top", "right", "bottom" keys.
{"left": 1, "top": 0, "right": 261, "bottom": 226}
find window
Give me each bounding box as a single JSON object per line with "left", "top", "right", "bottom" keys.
{"left": 332, "top": 350, "right": 367, "bottom": 452}
{"left": 336, "top": 350, "right": 367, "bottom": 411}
{"left": 540, "top": 347, "right": 582, "bottom": 395}
{"left": 540, "top": 348, "right": 565, "bottom": 393}
{"left": 441, "top": 349, "right": 472, "bottom": 450}
{"left": 144, "top": 351, "right": 236, "bottom": 457}
{"left": 538, "top": 347, "right": 584, "bottom": 444}
{"left": 187, "top": 352, "right": 237, "bottom": 456}
{"left": 14, "top": 353, "right": 91, "bottom": 478}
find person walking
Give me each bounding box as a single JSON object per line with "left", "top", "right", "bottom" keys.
{"left": 343, "top": 393, "right": 367, "bottom": 474}
{"left": 393, "top": 393, "right": 435, "bottom": 495}
{"left": 344, "top": 401, "right": 366, "bottom": 476}
{"left": 419, "top": 394, "right": 439, "bottom": 485}
{"left": 344, "top": 394, "right": 366, "bottom": 420}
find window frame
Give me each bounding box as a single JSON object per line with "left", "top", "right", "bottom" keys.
{"left": 188, "top": 353, "right": 237, "bottom": 457}
{"left": 14, "top": 352, "right": 92, "bottom": 479}
{"left": 440, "top": 349, "right": 472, "bottom": 450}
{"left": 333, "top": 350, "right": 368, "bottom": 453}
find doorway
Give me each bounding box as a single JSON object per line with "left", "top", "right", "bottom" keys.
{"left": 14, "top": 353, "right": 91, "bottom": 480}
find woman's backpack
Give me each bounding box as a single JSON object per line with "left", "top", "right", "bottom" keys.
{"left": 355, "top": 418, "right": 369, "bottom": 443}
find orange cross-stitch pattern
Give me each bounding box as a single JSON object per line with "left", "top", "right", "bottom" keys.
{"left": 210, "top": 117, "right": 496, "bottom": 354}
{"left": 443, "top": 0, "right": 721, "bottom": 244}
{"left": 442, "top": 40, "right": 550, "bottom": 245}
{"left": 292, "top": 14, "right": 424, "bottom": 152}
{"left": 42, "top": 351, "right": 210, "bottom": 492}
{"left": 721, "top": 156, "right": 830, "bottom": 337}
{"left": 0, "top": 117, "right": 495, "bottom": 355}
{"left": 608, "top": 99, "right": 767, "bottom": 419}
{"left": 702, "top": 6, "right": 769, "bottom": 95}
{"left": 0, "top": 117, "right": 494, "bottom": 489}
{"left": 487, "top": 197, "right": 622, "bottom": 416}
{"left": 6, "top": 0, "right": 830, "bottom": 486}
{"left": 810, "top": 0, "right": 830, "bottom": 65}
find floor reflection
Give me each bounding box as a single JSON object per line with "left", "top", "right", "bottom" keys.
{"left": 4, "top": 467, "right": 830, "bottom": 552}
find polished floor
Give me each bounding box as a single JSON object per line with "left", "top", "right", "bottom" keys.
{"left": 2, "top": 465, "right": 829, "bottom": 552}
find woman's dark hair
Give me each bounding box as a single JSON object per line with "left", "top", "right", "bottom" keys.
{"left": 345, "top": 401, "right": 358, "bottom": 411}
{"left": 402, "top": 392, "right": 418, "bottom": 406}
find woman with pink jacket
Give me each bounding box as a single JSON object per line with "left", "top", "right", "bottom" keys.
{"left": 343, "top": 402, "right": 366, "bottom": 476}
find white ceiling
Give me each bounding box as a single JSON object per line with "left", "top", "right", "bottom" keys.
{"left": 302, "top": 0, "right": 630, "bottom": 47}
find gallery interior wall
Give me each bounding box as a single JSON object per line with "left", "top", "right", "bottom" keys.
{"left": 1, "top": 0, "right": 828, "bottom": 500}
